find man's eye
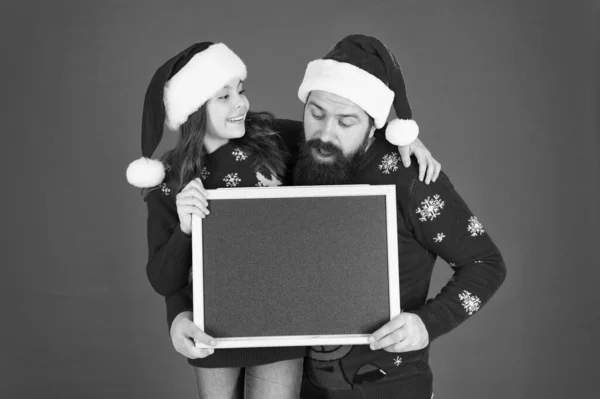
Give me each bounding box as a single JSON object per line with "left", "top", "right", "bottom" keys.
{"left": 312, "top": 113, "right": 324, "bottom": 120}
{"left": 339, "top": 121, "right": 350, "bottom": 128}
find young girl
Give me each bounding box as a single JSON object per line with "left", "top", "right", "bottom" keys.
{"left": 126, "top": 42, "right": 440, "bottom": 399}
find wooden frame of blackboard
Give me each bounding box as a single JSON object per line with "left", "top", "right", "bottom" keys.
{"left": 192, "top": 185, "right": 399, "bottom": 349}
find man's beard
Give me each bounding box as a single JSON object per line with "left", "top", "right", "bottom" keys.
{"left": 293, "top": 136, "right": 370, "bottom": 186}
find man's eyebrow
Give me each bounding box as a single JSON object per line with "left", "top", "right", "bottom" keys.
{"left": 337, "top": 113, "right": 359, "bottom": 119}
{"left": 306, "top": 100, "right": 325, "bottom": 112}
{"left": 307, "top": 100, "right": 359, "bottom": 119}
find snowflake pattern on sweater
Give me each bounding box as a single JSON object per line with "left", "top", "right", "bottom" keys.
{"left": 200, "top": 166, "right": 210, "bottom": 180}
{"left": 467, "top": 216, "right": 485, "bottom": 236}
{"left": 232, "top": 148, "right": 248, "bottom": 161}
{"left": 433, "top": 233, "right": 445, "bottom": 242}
{"left": 416, "top": 194, "right": 445, "bottom": 222}
{"left": 458, "top": 290, "right": 481, "bottom": 315}
{"left": 379, "top": 152, "right": 400, "bottom": 174}
{"left": 255, "top": 171, "right": 282, "bottom": 187}
{"left": 160, "top": 183, "right": 171, "bottom": 196}
{"left": 202, "top": 142, "right": 282, "bottom": 190}
{"left": 223, "top": 173, "right": 241, "bottom": 187}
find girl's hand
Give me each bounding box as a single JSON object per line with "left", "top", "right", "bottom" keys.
{"left": 170, "top": 311, "right": 216, "bottom": 359}
{"left": 176, "top": 178, "right": 210, "bottom": 235}
{"left": 397, "top": 138, "right": 442, "bottom": 184}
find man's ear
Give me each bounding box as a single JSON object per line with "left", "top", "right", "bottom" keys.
{"left": 368, "top": 125, "right": 376, "bottom": 138}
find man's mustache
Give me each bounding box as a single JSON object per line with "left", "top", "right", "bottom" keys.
{"left": 305, "top": 139, "right": 343, "bottom": 156}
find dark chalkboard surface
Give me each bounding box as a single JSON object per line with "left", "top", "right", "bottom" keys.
{"left": 192, "top": 185, "right": 399, "bottom": 348}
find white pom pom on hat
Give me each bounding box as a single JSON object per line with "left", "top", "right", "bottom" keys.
{"left": 126, "top": 157, "right": 165, "bottom": 188}
{"left": 385, "top": 119, "right": 419, "bottom": 146}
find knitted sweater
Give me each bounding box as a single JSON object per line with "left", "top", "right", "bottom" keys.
{"left": 301, "top": 133, "right": 506, "bottom": 398}
{"left": 165, "top": 130, "right": 506, "bottom": 397}
{"left": 144, "top": 119, "right": 305, "bottom": 368}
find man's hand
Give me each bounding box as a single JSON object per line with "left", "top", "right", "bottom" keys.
{"left": 170, "top": 311, "right": 216, "bottom": 359}
{"left": 369, "top": 312, "right": 429, "bottom": 352}
{"left": 397, "top": 138, "right": 441, "bottom": 184}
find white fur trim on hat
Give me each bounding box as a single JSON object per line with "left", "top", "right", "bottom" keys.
{"left": 385, "top": 119, "right": 419, "bottom": 146}
{"left": 126, "top": 157, "right": 165, "bottom": 188}
{"left": 163, "top": 43, "right": 247, "bottom": 130}
{"left": 298, "top": 59, "right": 394, "bottom": 128}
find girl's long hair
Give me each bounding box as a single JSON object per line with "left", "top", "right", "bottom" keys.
{"left": 162, "top": 105, "right": 288, "bottom": 193}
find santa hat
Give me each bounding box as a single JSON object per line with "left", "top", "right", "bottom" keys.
{"left": 298, "top": 34, "right": 418, "bottom": 146}
{"left": 126, "top": 42, "right": 247, "bottom": 188}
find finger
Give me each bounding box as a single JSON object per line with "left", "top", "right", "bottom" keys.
{"left": 189, "top": 327, "right": 217, "bottom": 347}
{"left": 415, "top": 153, "right": 426, "bottom": 182}
{"left": 184, "top": 319, "right": 216, "bottom": 345}
{"left": 369, "top": 314, "right": 406, "bottom": 343}
{"left": 194, "top": 177, "right": 206, "bottom": 188}
{"left": 179, "top": 338, "right": 215, "bottom": 359}
{"left": 432, "top": 162, "right": 441, "bottom": 182}
{"left": 397, "top": 146, "right": 411, "bottom": 168}
{"left": 177, "top": 197, "right": 210, "bottom": 212}
{"left": 180, "top": 184, "right": 208, "bottom": 201}
{"left": 177, "top": 202, "right": 210, "bottom": 218}
{"left": 371, "top": 328, "right": 407, "bottom": 350}
{"left": 182, "top": 179, "right": 203, "bottom": 193}
{"left": 183, "top": 179, "right": 196, "bottom": 189}
{"left": 178, "top": 205, "right": 209, "bottom": 219}
{"left": 188, "top": 179, "right": 208, "bottom": 196}
{"left": 425, "top": 160, "right": 435, "bottom": 185}
{"left": 180, "top": 186, "right": 207, "bottom": 197}
{"left": 196, "top": 348, "right": 215, "bottom": 358}
{"left": 382, "top": 338, "right": 411, "bottom": 353}
{"left": 178, "top": 188, "right": 209, "bottom": 206}
{"left": 186, "top": 177, "right": 205, "bottom": 188}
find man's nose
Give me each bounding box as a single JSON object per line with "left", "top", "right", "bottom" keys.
{"left": 319, "top": 119, "right": 336, "bottom": 142}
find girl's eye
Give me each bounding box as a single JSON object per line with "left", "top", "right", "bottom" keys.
{"left": 239, "top": 89, "right": 246, "bottom": 95}
{"left": 219, "top": 94, "right": 229, "bottom": 100}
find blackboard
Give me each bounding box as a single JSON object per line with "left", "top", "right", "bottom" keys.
{"left": 192, "top": 185, "right": 399, "bottom": 348}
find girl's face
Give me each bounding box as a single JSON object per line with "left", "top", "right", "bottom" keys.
{"left": 204, "top": 78, "right": 249, "bottom": 152}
